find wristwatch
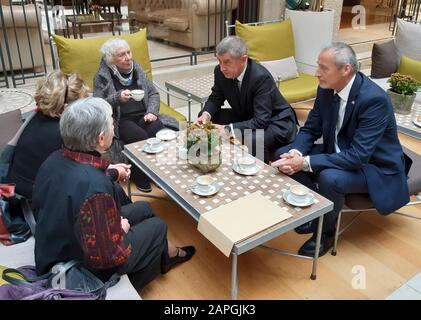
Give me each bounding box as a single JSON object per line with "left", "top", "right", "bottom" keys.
{"left": 302, "top": 156, "right": 310, "bottom": 172}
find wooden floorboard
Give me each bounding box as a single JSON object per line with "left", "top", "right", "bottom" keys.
{"left": 131, "top": 132, "right": 421, "bottom": 300}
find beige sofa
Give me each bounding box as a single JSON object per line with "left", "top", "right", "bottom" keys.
{"left": 127, "top": 0, "right": 238, "bottom": 50}
{"left": 0, "top": 3, "right": 45, "bottom": 72}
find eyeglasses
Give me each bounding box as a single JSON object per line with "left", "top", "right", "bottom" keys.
{"left": 64, "top": 74, "right": 69, "bottom": 104}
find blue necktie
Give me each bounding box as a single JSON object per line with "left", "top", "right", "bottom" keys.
{"left": 327, "top": 94, "right": 341, "bottom": 154}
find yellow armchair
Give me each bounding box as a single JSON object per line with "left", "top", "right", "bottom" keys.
{"left": 234, "top": 19, "right": 318, "bottom": 104}
{"left": 51, "top": 29, "right": 186, "bottom": 123}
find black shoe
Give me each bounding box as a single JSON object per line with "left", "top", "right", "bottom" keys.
{"left": 298, "top": 234, "right": 334, "bottom": 258}
{"left": 162, "top": 246, "right": 196, "bottom": 274}
{"left": 294, "top": 221, "right": 313, "bottom": 234}
{"left": 135, "top": 180, "right": 152, "bottom": 193}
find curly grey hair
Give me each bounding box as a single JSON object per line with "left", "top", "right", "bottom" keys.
{"left": 100, "top": 38, "right": 130, "bottom": 64}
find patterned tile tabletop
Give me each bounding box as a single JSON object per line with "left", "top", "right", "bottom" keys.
{"left": 394, "top": 101, "right": 421, "bottom": 140}
{"left": 165, "top": 73, "right": 213, "bottom": 103}
{"left": 125, "top": 138, "right": 333, "bottom": 228}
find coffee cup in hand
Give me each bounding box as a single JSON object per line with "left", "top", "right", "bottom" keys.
{"left": 130, "top": 89, "right": 145, "bottom": 101}
{"left": 289, "top": 185, "right": 309, "bottom": 203}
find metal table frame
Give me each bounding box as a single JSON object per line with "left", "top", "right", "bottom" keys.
{"left": 123, "top": 147, "right": 333, "bottom": 299}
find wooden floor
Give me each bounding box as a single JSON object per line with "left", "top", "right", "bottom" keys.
{"left": 130, "top": 133, "right": 421, "bottom": 300}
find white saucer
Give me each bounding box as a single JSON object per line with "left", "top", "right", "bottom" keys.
{"left": 283, "top": 190, "right": 315, "bottom": 207}
{"left": 156, "top": 129, "right": 178, "bottom": 141}
{"left": 191, "top": 182, "right": 221, "bottom": 197}
{"left": 143, "top": 144, "right": 165, "bottom": 154}
{"left": 232, "top": 162, "right": 261, "bottom": 176}
{"left": 413, "top": 117, "right": 421, "bottom": 128}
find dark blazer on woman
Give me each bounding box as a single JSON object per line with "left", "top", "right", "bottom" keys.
{"left": 6, "top": 112, "right": 62, "bottom": 199}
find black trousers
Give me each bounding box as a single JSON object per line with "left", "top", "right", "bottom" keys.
{"left": 119, "top": 115, "right": 165, "bottom": 143}
{"left": 118, "top": 201, "right": 168, "bottom": 290}
{"left": 119, "top": 115, "right": 164, "bottom": 187}
{"left": 212, "top": 109, "right": 296, "bottom": 163}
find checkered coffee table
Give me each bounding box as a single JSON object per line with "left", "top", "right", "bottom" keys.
{"left": 124, "top": 138, "right": 333, "bottom": 300}
{"left": 394, "top": 101, "right": 421, "bottom": 140}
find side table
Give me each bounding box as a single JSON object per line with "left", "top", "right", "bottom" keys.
{"left": 0, "top": 89, "right": 35, "bottom": 115}
{"left": 165, "top": 73, "right": 214, "bottom": 122}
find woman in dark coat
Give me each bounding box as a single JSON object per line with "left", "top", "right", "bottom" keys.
{"left": 6, "top": 71, "right": 89, "bottom": 199}
{"left": 33, "top": 97, "right": 195, "bottom": 289}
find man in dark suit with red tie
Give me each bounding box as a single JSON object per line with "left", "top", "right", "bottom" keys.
{"left": 194, "top": 36, "right": 297, "bottom": 163}
{"left": 272, "top": 42, "right": 410, "bottom": 257}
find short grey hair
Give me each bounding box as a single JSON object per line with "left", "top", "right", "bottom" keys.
{"left": 216, "top": 36, "right": 247, "bottom": 58}
{"left": 100, "top": 38, "right": 130, "bottom": 64}
{"left": 60, "top": 97, "right": 113, "bottom": 152}
{"left": 321, "top": 42, "right": 358, "bottom": 74}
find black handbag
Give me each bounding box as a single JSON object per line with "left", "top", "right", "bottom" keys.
{"left": 2, "top": 260, "right": 120, "bottom": 300}
{"left": 0, "top": 184, "right": 34, "bottom": 246}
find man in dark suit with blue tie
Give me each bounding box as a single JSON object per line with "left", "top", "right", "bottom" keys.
{"left": 195, "top": 36, "right": 297, "bottom": 163}
{"left": 272, "top": 42, "right": 410, "bottom": 257}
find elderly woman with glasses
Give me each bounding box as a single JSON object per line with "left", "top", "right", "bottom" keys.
{"left": 93, "top": 38, "right": 179, "bottom": 192}
{"left": 5, "top": 71, "right": 90, "bottom": 199}
{"left": 33, "top": 97, "right": 195, "bottom": 288}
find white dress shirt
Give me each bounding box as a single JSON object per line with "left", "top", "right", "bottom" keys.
{"left": 236, "top": 62, "right": 247, "bottom": 90}
{"left": 334, "top": 74, "right": 356, "bottom": 153}
{"left": 290, "top": 74, "right": 356, "bottom": 172}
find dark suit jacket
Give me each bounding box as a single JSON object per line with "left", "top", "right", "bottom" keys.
{"left": 290, "top": 72, "right": 409, "bottom": 215}
{"left": 202, "top": 58, "right": 297, "bottom": 132}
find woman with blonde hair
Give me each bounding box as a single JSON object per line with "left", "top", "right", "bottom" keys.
{"left": 5, "top": 71, "right": 90, "bottom": 199}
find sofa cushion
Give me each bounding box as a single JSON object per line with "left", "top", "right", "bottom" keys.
{"left": 398, "top": 55, "right": 421, "bottom": 82}
{"left": 371, "top": 40, "right": 398, "bottom": 79}
{"left": 395, "top": 19, "right": 421, "bottom": 62}
{"left": 260, "top": 56, "right": 299, "bottom": 82}
{"left": 0, "top": 238, "right": 141, "bottom": 300}
{"left": 164, "top": 16, "right": 189, "bottom": 32}
{"left": 278, "top": 73, "right": 319, "bottom": 104}
{"left": 52, "top": 29, "right": 152, "bottom": 89}
{"left": 235, "top": 19, "right": 295, "bottom": 62}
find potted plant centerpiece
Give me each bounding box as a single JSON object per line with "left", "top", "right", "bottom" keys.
{"left": 387, "top": 73, "right": 421, "bottom": 114}
{"left": 186, "top": 122, "right": 222, "bottom": 173}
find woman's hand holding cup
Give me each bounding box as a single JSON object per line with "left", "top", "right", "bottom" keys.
{"left": 120, "top": 89, "right": 131, "bottom": 103}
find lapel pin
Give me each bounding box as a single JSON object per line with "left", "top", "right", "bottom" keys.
{"left": 351, "top": 101, "right": 355, "bottom": 105}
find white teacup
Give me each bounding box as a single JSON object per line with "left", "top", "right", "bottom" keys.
{"left": 130, "top": 89, "right": 145, "bottom": 101}
{"left": 195, "top": 175, "right": 214, "bottom": 193}
{"left": 236, "top": 156, "right": 256, "bottom": 172}
{"left": 289, "top": 185, "right": 309, "bottom": 203}
{"left": 146, "top": 137, "right": 162, "bottom": 151}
